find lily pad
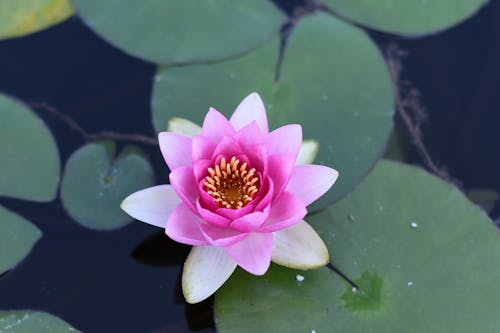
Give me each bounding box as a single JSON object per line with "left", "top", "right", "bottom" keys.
{"left": 72, "top": 0, "right": 285, "bottom": 65}
{"left": 152, "top": 12, "right": 394, "bottom": 209}
{"left": 0, "top": 0, "right": 74, "bottom": 40}
{"left": 324, "top": 0, "right": 487, "bottom": 35}
{"left": 0, "top": 311, "right": 79, "bottom": 333}
{"left": 0, "top": 205, "right": 42, "bottom": 276}
{"left": 61, "top": 142, "right": 154, "bottom": 230}
{"left": 215, "top": 160, "right": 500, "bottom": 332}
{"left": 0, "top": 94, "right": 60, "bottom": 202}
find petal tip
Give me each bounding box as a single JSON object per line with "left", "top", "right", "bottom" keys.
{"left": 167, "top": 117, "right": 202, "bottom": 137}
{"left": 230, "top": 92, "right": 269, "bottom": 133}
{"left": 119, "top": 198, "right": 128, "bottom": 212}
{"left": 182, "top": 246, "right": 237, "bottom": 304}
{"left": 182, "top": 282, "right": 208, "bottom": 304}
{"left": 297, "top": 140, "right": 319, "bottom": 165}
{"left": 271, "top": 220, "right": 330, "bottom": 270}
{"left": 329, "top": 168, "right": 340, "bottom": 187}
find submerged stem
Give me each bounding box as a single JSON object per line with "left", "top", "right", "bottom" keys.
{"left": 385, "top": 45, "right": 455, "bottom": 184}
{"left": 29, "top": 102, "right": 157, "bottom": 146}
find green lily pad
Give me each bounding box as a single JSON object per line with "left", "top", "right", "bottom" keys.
{"left": 0, "top": 95, "right": 60, "bottom": 202}
{"left": 152, "top": 12, "right": 394, "bottom": 209}
{"left": 72, "top": 0, "right": 285, "bottom": 65}
{"left": 324, "top": 0, "right": 487, "bottom": 35}
{"left": 0, "top": 0, "right": 74, "bottom": 40}
{"left": 60, "top": 142, "right": 154, "bottom": 230}
{"left": 0, "top": 311, "right": 79, "bottom": 333}
{"left": 215, "top": 160, "right": 500, "bottom": 332}
{"left": 0, "top": 205, "right": 42, "bottom": 276}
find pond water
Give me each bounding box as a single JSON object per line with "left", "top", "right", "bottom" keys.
{"left": 1, "top": 1, "right": 499, "bottom": 332}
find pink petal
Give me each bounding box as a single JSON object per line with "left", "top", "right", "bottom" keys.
{"left": 229, "top": 93, "right": 269, "bottom": 134}
{"left": 224, "top": 232, "right": 273, "bottom": 275}
{"left": 158, "top": 132, "right": 192, "bottom": 170}
{"left": 255, "top": 177, "right": 274, "bottom": 211}
{"left": 267, "top": 154, "right": 296, "bottom": 201}
{"left": 202, "top": 108, "right": 235, "bottom": 142}
{"left": 234, "top": 121, "right": 265, "bottom": 147}
{"left": 215, "top": 203, "right": 255, "bottom": 221}
{"left": 192, "top": 135, "right": 216, "bottom": 161}
{"left": 196, "top": 200, "right": 231, "bottom": 228}
{"left": 197, "top": 179, "right": 219, "bottom": 211}
{"left": 212, "top": 136, "right": 244, "bottom": 160}
{"left": 267, "top": 124, "right": 302, "bottom": 158}
{"left": 242, "top": 143, "right": 267, "bottom": 174}
{"left": 169, "top": 167, "right": 198, "bottom": 212}
{"left": 230, "top": 207, "right": 270, "bottom": 233}
{"left": 120, "top": 185, "right": 180, "bottom": 228}
{"left": 165, "top": 204, "right": 209, "bottom": 246}
{"left": 286, "top": 165, "right": 339, "bottom": 206}
{"left": 193, "top": 159, "right": 212, "bottom": 182}
{"left": 200, "top": 223, "right": 248, "bottom": 247}
{"left": 259, "top": 192, "right": 306, "bottom": 233}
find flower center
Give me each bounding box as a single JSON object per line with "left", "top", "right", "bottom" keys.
{"left": 204, "top": 156, "right": 259, "bottom": 209}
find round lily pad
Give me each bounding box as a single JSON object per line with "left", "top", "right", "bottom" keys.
{"left": 0, "top": 311, "right": 79, "bottom": 333}
{"left": 0, "top": 205, "right": 42, "bottom": 276}
{"left": 0, "top": 0, "right": 74, "bottom": 40}
{"left": 215, "top": 160, "right": 500, "bottom": 332}
{"left": 152, "top": 13, "right": 394, "bottom": 209}
{"left": 61, "top": 142, "right": 154, "bottom": 230}
{"left": 324, "top": 0, "right": 487, "bottom": 35}
{"left": 0, "top": 94, "right": 60, "bottom": 202}
{"left": 72, "top": 0, "right": 285, "bottom": 65}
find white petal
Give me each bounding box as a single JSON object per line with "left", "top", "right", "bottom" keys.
{"left": 271, "top": 220, "right": 329, "bottom": 269}
{"left": 296, "top": 140, "right": 319, "bottom": 165}
{"left": 167, "top": 117, "right": 202, "bottom": 137}
{"left": 120, "top": 185, "right": 181, "bottom": 228}
{"left": 182, "top": 246, "right": 237, "bottom": 304}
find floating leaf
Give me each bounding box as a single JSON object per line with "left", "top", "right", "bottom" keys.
{"left": 61, "top": 142, "right": 154, "bottom": 230}
{"left": 0, "top": 0, "right": 74, "bottom": 40}
{"left": 0, "top": 311, "right": 79, "bottom": 333}
{"left": 215, "top": 160, "right": 500, "bottom": 332}
{"left": 0, "top": 94, "right": 60, "bottom": 202}
{"left": 0, "top": 205, "right": 41, "bottom": 276}
{"left": 72, "top": 0, "right": 285, "bottom": 64}
{"left": 323, "top": 0, "right": 487, "bottom": 35}
{"left": 152, "top": 13, "right": 394, "bottom": 209}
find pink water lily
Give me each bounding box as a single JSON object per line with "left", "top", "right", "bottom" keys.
{"left": 121, "top": 93, "right": 338, "bottom": 303}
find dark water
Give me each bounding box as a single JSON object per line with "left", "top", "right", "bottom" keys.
{"left": 0, "top": 1, "right": 499, "bottom": 332}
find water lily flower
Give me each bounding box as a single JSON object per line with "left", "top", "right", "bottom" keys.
{"left": 121, "top": 93, "right": 338, "bottom": 303}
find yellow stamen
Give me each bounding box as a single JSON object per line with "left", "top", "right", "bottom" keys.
{"left": 203, "top": 156, "right": 260, "bottom": 209}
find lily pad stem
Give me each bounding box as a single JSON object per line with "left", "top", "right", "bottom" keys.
{"left": 385, "top": 45, "right": 456, "bottom": 184}
{"left": 28, "top": 102, "right": 157, "bottom": 146}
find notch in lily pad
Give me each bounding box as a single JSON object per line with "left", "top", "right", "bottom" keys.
{"left": 152, "top": 13, "right": 394, "bottom": 210}
{"left": 215, "top": 160, "right": 500, "bottom": 332}
{"left": 61, "top": 141, "right": 154, "bottom": 231}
